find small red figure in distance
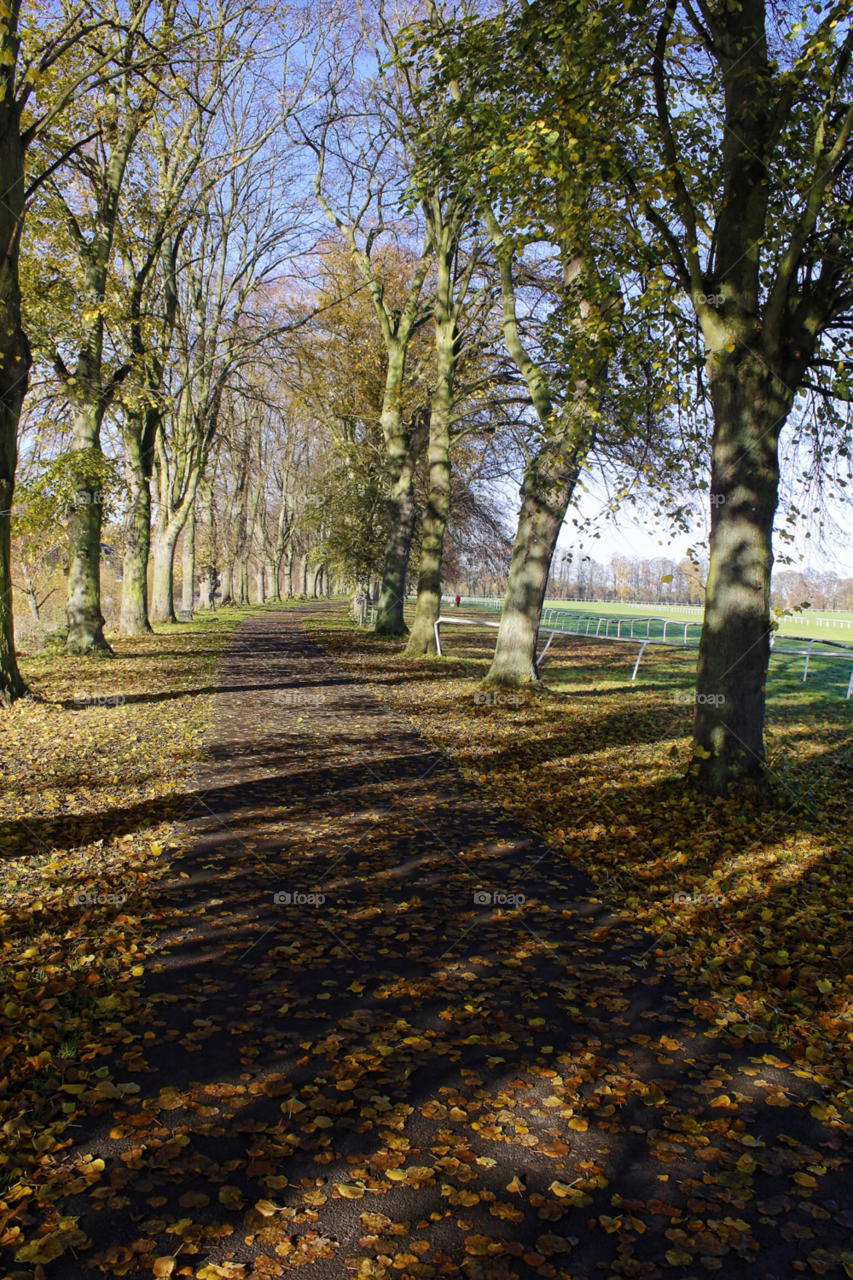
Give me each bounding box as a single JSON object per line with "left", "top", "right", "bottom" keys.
{"left": 455, "top": 594, "right": 461, "bottom": 606}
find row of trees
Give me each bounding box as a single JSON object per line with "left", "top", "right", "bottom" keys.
{"left": 546, "top": 555, "right": 706, "bottom": 605}
{"left": 772, "top": 571, "right": 853, "bottom": 614}
{"left": 3, "top": 0, "right": 853, "bottom": 795}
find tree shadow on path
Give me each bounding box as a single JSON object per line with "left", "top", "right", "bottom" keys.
{"left": 6, "top": 608, "right": 853, "bottom": 1280}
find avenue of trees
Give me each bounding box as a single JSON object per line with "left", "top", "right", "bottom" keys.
{"left": 4, "top": 0, "right": 853, "bottom": 795}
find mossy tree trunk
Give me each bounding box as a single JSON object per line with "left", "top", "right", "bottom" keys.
{"left": 313, "top": 172, "right": 434, "bottom": 639}
{"left": 195, "top": 480, "right": 216, "bottom": 609}
{"left": 119, "top": 410, "right": 157, "bottom": 635}
{"left": 692, "top": 346, "right": 796, "bottom": 790}
{"left": 150, "top": 521, "right": 182, "bottom": 624}
{"left": 484, "top": 238, "right": 599, "bottom": 686}
{"left": 0, "top": 79, "right": 30, "bottom": 702}
{"left": 220, "top": 562, "right": 233, "bottom": 606}
{"left": 57, "top": 104, "right": 150, "bottom": 655}
{"left": 181, "top": 505, "right": 195, "bottom": 612}
{"left": 406, "top": 195, "right": 480, "bottom": 658}
{"left": 373, "top": 347, "right": 429, "bottom": 637}
{"left": 406, "top": 361, "right": 451, "bottom": 656}
{"left": 65, "top": 403, "right": 112, "bottom": 655}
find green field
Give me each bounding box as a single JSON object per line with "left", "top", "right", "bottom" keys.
{"left": 451, "top": 594, "right": 853, "bottom": 636}
{"left": 540, "top": 598, "right": 853, "bottom": 635}
{"left": 442, "top": 596, "right": 853, "bottom": 697}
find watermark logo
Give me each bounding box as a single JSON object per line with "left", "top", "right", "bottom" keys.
{"left": 272, "top": 891, "right": 325, "bottom": 906}
{"left": 62, "top": 490, "right": 105, "bottom": 519}
{"left": 673, "top": 691, "right": 725, "bottom": 707}
{"left": 73, "top": 692, "right": 126, "bottom": 707}
{"left": 709, "top": 493, "right": 726, "bottom": 507}
{"left": 697, "top": 292, "right": 724, "bottom": 308}
{"left": 273, "top": 690, "right": 326, "bottom": 707}
{"left": 474, "top": 890, "right": 525, "bottom": 907}
{"left": 74, "top": 889, "right": 127, "bottom": 906}
{"left": 672, "top": 891, "right": 725, "bottom": 907}
{"left": 473, "top": 691, "right": 525, "bottom": 707}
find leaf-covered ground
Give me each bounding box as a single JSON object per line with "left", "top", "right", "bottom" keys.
{"left": 312, "top": 615, "right": 853, "bottom": 1063}
{"left": 2, "top": 605, "right": 853, "bottom": 1280}
{"left": 0, "top": 610, "right": 250, "bottom": 1199}
{"left": 304, "top": 609, "right": 853, "bottom": 1275}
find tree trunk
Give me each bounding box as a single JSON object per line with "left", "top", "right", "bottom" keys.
{"left": 408, "top": 271, "right": 457, "bottom": 657}
{"left": 312, "top": 564, "right": 323, "bottom": 598}
{"left": 195, "top": 479, "right": 215, "bottom": 610}
{"left": 255, "top": 563, "right": 265, "bottom": 604}
{"left": 0, "top": 102, "right": 30, "bottom": 702}
{"left": 119, "top": 471, "right": 153, "bottom": 635}
{"left": 181, "top": 505, "right": 195, "bottom": 612}
{"left": 373, "top": 339, "right": 429, "bottom": 637}
{"left": 284, "top": 549, "right": 294, "bottom": 598}
{"left": 65, "top": 406, "right": 112, "bottom": 654}
{"left": 692, "top": 357, "right": 788, "bottom": 793}
{"left": 119, "top": 414, "right": 155, "bottom": 635}
{"left": 150, "top": 523, "right": 181, "bottom": 624}
{"left": 487, "top": 435, "right": 586, "bottom": 685}
{"left": 375, "top": 453, "right": 419, "bottom": 635}
{"left": 23, "top": 573, "right": 39, "bottom": 623}
{"left": 62, "top": 112, "right": 148, "bottom": 654}
{"left": 407, "top": 411, "right": 449, "bottom": 656}
{"left": 482, "top": 234, "right": 604, "bottom": 686}
{"left": 220, "top": 561, "right": 233, "bottom": 606}
{"left": 268, "top": 560, "right": 280, "bottom": 602}
{"left": 301, "top": 555, "right": 309, "bottom": 596}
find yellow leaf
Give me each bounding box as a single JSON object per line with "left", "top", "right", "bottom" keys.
{"left": 464, "top": 1234, "right": 500, "bottom": 1256}
{"left": 506, "top": 1176, "right": 525, "bottom": 1194}
{"left": 335, "top": 1182, "right": 366, "bottom": 1199}
{"left": 152, "top": 1261, "right": 175, "bottom": 1279}
{"left": 568, "top": 1117, "right": 588, "bottom": 1131}
{"left": 218, "top": 1185, "right": 245, "bottom": 1209}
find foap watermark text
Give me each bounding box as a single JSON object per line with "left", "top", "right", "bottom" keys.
{"left": 473, "top": 691, "right": 525, "bottom": 707}
{"left": 474, "top": 890, "right": 525, "bottom": 907}
{"left": 673, "top": 691, "right": 725, "bottom": 707}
